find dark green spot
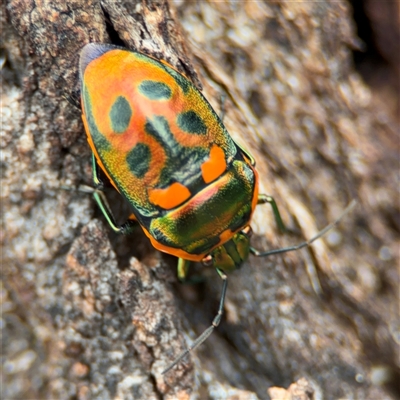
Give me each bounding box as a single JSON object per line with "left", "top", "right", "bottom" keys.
{"left": 177, "top": 111, "right": 207, "bottom": 135}
{"left": 138, "top": 80, "right": 172, "bottom": 100}
{"left": 109, "top": 96, "right": 132, "bottom": 133}
{"left": 126, "top": 143, "right": 151, "bottom": 178}
{"left": 82, "top": 86, "right": 111, "bottom": 151}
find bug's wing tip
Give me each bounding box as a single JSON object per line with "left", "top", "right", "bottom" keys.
{"left": 79, "top": 43, "right": 116, "bottom": 76}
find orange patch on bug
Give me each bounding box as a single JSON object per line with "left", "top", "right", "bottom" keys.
{"left": 218, "top": 229, "right": 236, "bottom": 245}
{"left": 128, "top": 213, "right": 137, "bottom": 221}
{"left": 148, "top": 182, "right": 191, "bottom": 209}
{"left": 250, "top": 166, "right": 259, "bottom": 214}
{"left": 201, "top": 145, "right": 226, "bottom": 184}
{"left": 142, "top": 227, "right": 206, "bottom": 261}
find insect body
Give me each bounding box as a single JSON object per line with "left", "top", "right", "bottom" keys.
{"left": 80, "top": 43, "right": 259, "bottom": 270}
{"left": 79, "top": 43, "right": 355, "bottom": 374}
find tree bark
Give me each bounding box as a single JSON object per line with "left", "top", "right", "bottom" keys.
{"left": 2, "top": 1, "right": 398, "bottom": 399}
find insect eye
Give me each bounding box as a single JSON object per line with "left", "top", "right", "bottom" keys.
{"left": 202, "top": 255, "right": 214, "bottom": 267}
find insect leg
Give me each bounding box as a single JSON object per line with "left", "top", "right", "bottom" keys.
{"left": 250, "top": 200, "right": 356, "bottom": 257}
{"left": 257, "top": 194, "right": 287, "bottom": 233}
{"left": 177, "top": 258, "right": 206, "bottom": 285}
{"left": 91, "top": 152, "right": 104, "bottom": 189}
{"left": 177, "top": 258, "right": 191, "bottom": 281}
{"left": 162, "top": 268, "right": 228, "bottom": 375}
{"left": 90, "top": 153, "right": 136, "bottom": 234}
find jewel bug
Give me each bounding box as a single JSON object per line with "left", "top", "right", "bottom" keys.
{"left": 79, "top": 43, "right": 355, "bottom": 374}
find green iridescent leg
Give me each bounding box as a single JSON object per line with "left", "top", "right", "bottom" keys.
{"left": 177, "top": 258, "right": 191, "bottom": 281}
{"left": 91, "top": 153, "right": 103, "bottom": 189}
{"left": 162, "top": 268, "right": 228, "bottom": 375}
{"left": 257, "top": 194, "right": 286, "bottom": 233}
{"left": 177, "top": 258, "right": 206, "bottom": 284}
{"left": 250, "top": 200, "right": 356, "bottom": 258}
{"left": 91, "top": 153, "right": 136, "bottom": 235}
{"left": 251, "top": 200, "right": 356, "bottom": 295}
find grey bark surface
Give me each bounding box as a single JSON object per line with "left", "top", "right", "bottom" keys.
{"left": 2, "top": 1, "right": 398, "bottom": 399}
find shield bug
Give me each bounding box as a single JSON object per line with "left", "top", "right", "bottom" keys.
{"left": 79, "top": 43, "right": 355, "bottom": 374}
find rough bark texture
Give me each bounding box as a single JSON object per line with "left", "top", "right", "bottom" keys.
{"left": 2, "top": 1, "right": 399, "bottom": 399}
{"left": 361, "top": 0, "right": 400, "bottom": 123}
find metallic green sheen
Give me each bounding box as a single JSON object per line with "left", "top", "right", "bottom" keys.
{"left": 109, "top": 96, "right": 132, "bottom": 133}
{"left": 82, "top": 45, "right": 244, "bottom": 223}
{"left": 210, "top": 233, "right": 250, "bottom": 271}
{"left": 147, "top": 160, "right": 255, "bottom": 255}
{"left": 233, "top": 233, "right": 250, "bottom": 262}
{"left": 82, "top": 85, "right": 111, "bottom": 152}
{"left": 166, "top": 66, "right": 190, "bottom": 94}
